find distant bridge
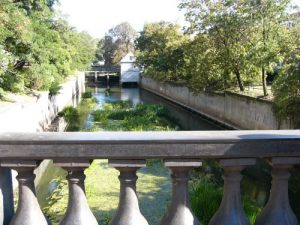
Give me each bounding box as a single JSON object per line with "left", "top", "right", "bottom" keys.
{"left": 85, "top": 71, "right": 119, "bottom": 87}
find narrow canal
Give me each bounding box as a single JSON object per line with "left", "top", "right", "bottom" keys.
{"left": 36, "top": 85, "right": 292, "bottom": 225}
{"left": 86, "top": 86, "right": 224, "bottom": 131}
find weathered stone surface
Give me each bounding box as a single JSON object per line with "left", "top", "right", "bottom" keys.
{"left": 1, "top": 161, "right": 49, "bottom": 225}
{"left": 108, "top": 160, "right": 148, "bottom": 225}
{"left": 255, "top": 158, "right": 300, "bottom": 225}
{"left": 160, "top": 160, "right": 201, "bottom": 225}
{"left": 0, "top": 131, "right": 300, "bottom": 160}
{"left": 141, "top": 76, "right": 291, "bottom": 129}
{"left": 54, "top": 160, "right": 98, "bottom": 225}
{"left": 209, "top": 159, "right": 256, "bottom": 225}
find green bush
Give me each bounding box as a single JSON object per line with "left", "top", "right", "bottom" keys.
{"left": 82, "top": 91, "right": 93, "bottom": 99}
{"left": 0, "top": 88, "right": 4, "bottom": 100}
{"left": 190, "top": 179, "right": 223, "bottom": 225}
{"left": 43, "top": 178, "right": 68, "bottom": 224}
{"left": 49, "top": 83, "right": 61, "bottom": 97}
{"left": 272, "top": 63, "right": 300, "bottom": 128}
{"left": 60, "top": 106, "right": 80, "bottom": 131}
{"left": 190, "top": 177, "right": 263, "bottom": 225}
{"left": 92, "top": 101, "right": 177, "bottom": 131}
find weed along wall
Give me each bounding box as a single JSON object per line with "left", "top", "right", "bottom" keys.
{"left": 0, "top": 72, "right": 85, "bottom": 132}
{"left": 141, "top": 76, "right": 291, "bottom": 130}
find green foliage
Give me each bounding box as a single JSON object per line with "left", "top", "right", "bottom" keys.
{"left": 271, "top": 24, "right": 300, "bottom": 128}
{"left": 92, "top": 100, "right": 177, "bottom": 131}
{"left": 190, "top": 177, "right": 262, "bottom": 225}
{"left": 134, "top": 1, "right": 299, "bottom": 121}
{"left": 243, "top": 197, "right": 262, "bottom": 225}
{"left": 49, "top": 83, "right": 61, "bottom": 96}
{"left": 104, "top": 88, "right": 111, "bottom": 96}
{"left": 100, "top": 22, "right": 137, "bottom": 65}
{"left": 0, "top": 0, "right": 97, "bottom": 93}
{"left": 273, "top": 62, "right": 300, "bottom": 128}
{"left": 135, "top": 1, "right": 294, "bottom": 93}
{"left": 60, "top": 98, "right": 98, "bottom": 131}
{"left": 42, "top": 178, "right": 68, "bottom": 224}
{"left": 82, "top": 91, "right": 93, "bottom": 99}
{"left": 190, "top": 178, "right": 223, "bottom": 225}
{"left": 100, "top": 213, "right": 112, "bottom": 225}
{"left": 61, "top": 106, "right": 79, "bottom": 122}
{"left": 135, "top": 22, "right": 188, "bottom": 82}
{"left": 182, "top": 34, "right": 224, "bottom": 92}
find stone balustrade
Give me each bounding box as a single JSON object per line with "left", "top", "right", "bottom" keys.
{"left": 0, "top": 130, "right": 300, "bottom": 225}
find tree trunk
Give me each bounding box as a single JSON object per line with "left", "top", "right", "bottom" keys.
{"left": 235, "top": 70, "right": 244, "bottom": 92}
{"left": 262, "top": 67, "right": 268, "bottom": 96}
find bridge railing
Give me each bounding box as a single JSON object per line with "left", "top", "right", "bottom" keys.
{"left": 0, "top": 130, "right": 300, "bottom": 225}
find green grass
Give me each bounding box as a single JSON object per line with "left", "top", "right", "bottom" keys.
{"left": 43, "top": 160, "right": 171, "bottom": 225}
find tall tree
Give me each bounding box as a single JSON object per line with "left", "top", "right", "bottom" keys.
{"left": 95, "top": 38, "right": 104, "bottom": 61}
{"left": 249, "top": 0, "right": 291, "bottom": 96}
{"left": 0, "top": 0, "right": 97, "bottom": 93}
{"left": 102, "top": 35, "right": 116, "bottom": 65}
{"left": 108, "top": 22, "right": 137, "bottom": 53}
{"left": 105, "top": 22, "right": 137, "bottom": 64}
{"left": 179, "top": 0, "right": 257, "bottom": 92}
{"left": 135, "top": 22, "right": 188, "bottom": 81}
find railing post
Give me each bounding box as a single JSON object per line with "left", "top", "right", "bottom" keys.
{"left": 1, "top": 160, "right": 49, "bottom": 225}
{"left": 108, "top": 160, "right": 148, "bottom": 225}
{"left": 54, "top": 160, "right": 98, "bottom": 225}
{"left": 0, "top": 168, "right": 14, "bottom": 225}
{"left": 208, "top": 158, "right": 256, "bottom": 225}
{"left": 255, "top": 157, "right": 300, "bottom": 225}
{"left": 160, "top": 159, "right": 201, "bottom": 225}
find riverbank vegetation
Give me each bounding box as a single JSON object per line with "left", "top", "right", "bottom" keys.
{"left": 135, "top": 0, "right": 300, "bottom": 127}
{"left": 0, "top": 0, "right": 97, "bottom": 97}
{"left": 91, "top": 100, "right": 178, "bottom": 131}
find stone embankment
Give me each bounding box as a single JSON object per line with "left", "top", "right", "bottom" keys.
{"left": 0, "top": 72, "right": 85, "bottom": 132}
{"left": 141, "top": 76, "right": 291, "bottom": 130}
{"left": 0, "top": 72, "right": 85, "bottom": 189}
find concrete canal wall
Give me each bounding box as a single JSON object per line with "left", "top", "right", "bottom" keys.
{"left": 0, "top": 72, "right": 85, "bottom": 200}
{"left": 0, "top": 72, "right": 85, "bottom": 132}
{"left": 141, "top": 76, "right": 291, "bottom": 130}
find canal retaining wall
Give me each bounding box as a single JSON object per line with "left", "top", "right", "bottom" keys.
{"left": 0, "top": 72, "right": 85, "bottom": 132}
{"left": 141, "top": 76, "right": 291, "bottom": 130}
{"left": 0, "top": 72, "right": 85, "bottom": 200}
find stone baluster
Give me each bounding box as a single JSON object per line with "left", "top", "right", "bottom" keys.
{"left": 209, "top": 158, "right": 256, "bottom": 225}
{"left": 255, "top": 157, "right": 300, "bottom": 225}
{"left": 160, "top": 159, "right": 202, "bottom": 225}
{"left": 0, "top": 167, "right": 14, "bottom": 225}
{"left": 108, "top": 160, "right": 148, "bottom": 225}
{"left": 1, "top": 160, "right": 49, "bottom": 225}
{"left": 54, "top": 160, "right": 98, "bottom": 225}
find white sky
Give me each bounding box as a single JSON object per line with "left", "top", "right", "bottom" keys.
{"left": 57, "top": 0, "right": 300, "bottom": 39}
{"left": 56, "top": 0, "right": 186, "bottom": 38}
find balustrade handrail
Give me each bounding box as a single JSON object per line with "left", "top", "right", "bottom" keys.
{"left": 1, "top": 130, "right": 300, "bottom": 225}
{"left": 0, "top": 130, "right": 300, "bottom": 159}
